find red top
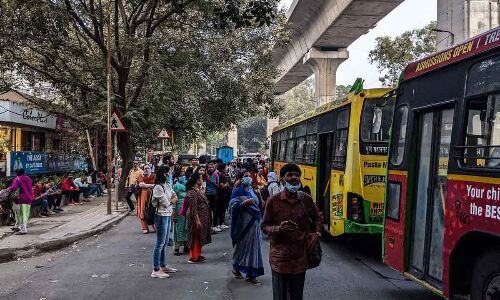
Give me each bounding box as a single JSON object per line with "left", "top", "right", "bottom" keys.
{"left": 61, "top": 179, "right": 78, "bottom": 191}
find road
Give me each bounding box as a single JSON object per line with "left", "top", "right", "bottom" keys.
{"left": 0, "top": 215, "right": 441, "bottom": 300}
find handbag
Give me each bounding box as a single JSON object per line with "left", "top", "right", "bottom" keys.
{"left": 8, "top": 187, "right": 21, "bottom": 205}
{"left": 298, "top": 191, "right": 322, "bottom": 269}
{"left": 144, "top": 186, "right": 157, "bottom": 226}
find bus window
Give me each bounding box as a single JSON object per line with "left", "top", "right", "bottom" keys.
{"left": 390, "top": 106, "right": 409, "bottom": 166}
{"left": 332, "top": 109, "right": 350, "bottom": 169}
{"left": 462, "top": 96, "right": 500, "bottom": 168}
{"left": 307, "top": 119, "right": 318, "bottom": 134}
{"left": 295, "top": 137, "right": 306, "bottom": 162}
{"left": 466, "top": 55, "right": 500, "bottom": 97}
{"left": 304, "top": 135, "right": 317, "bottom": 164}
{"left": 361, "top": 98, "right": 395, "bottom": 142}
{"left": 285, "top": 139, "right": 296, "bottom": 161}
{"left": 279, "top": 141, "right": 287, "bottom": 161}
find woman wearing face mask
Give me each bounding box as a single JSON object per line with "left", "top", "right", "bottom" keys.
{"left": 137, "top": 165, "right": 156, "bottom": 233}
{"left": 173, "top": 168, "right": 189, "bottom": 256}
{"left": 229, "top": 175, "right": 264, "bottom": 285}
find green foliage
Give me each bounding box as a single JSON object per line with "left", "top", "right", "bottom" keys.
{"left": 368, "top": 22, "right": 437, "bottom": 87}
{"left": 0, "top": 0, "right": 283, "bottom": 162}
{"left": 238, "top": 116, "right": 266, "bottom": 153}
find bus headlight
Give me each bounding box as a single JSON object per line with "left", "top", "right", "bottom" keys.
{"left": 352, "top": 214, "right": 359, "bottom": 221}
{"left": 347, "top": 192, "right": 365, "bottom": 223}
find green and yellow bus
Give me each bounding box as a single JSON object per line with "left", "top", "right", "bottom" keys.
{"left": 271, "top": 84, "right": 395, "bottom": 236}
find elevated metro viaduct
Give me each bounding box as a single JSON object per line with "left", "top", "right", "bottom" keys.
{"left": 272, "top": 0, "right": 403, "bottom": 106}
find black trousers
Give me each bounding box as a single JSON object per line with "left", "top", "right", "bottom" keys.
{"left": 62, "top": 190, "right": 80, "bottom": 203}
{"left": 125, "top": 187, "right": 136, "bottom": 211}
{"left": 47, "top": 194, "right": 62, "bottom": 209}
{"left": 272, "top": 271, "right": 306, "bottom": 300}
{"left": 206, "top": 193, "right": 218, "bottom": 227}
{"left": 215, "top": 191, "right": 229, "bottom": 226}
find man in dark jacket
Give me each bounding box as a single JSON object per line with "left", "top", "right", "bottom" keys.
{"left": 262, "top": 163, "right": 323, "bottom": 300}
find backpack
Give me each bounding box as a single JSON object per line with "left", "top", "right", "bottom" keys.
{"left": 144, "top": 185, "right": 158, "bottom": 226}
{"left": 260, "top": 183, "right": 271, "bottom": 201}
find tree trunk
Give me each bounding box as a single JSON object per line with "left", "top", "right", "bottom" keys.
{"left": 117, "top": 131, "right": 135, "bottom": 201}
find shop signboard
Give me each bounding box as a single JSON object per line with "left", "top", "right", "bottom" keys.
{"left": 7, "top": 151, "right": 88, "bottom": 176}
{"left": 0, "top": 100, "right": 57, "bottom": 129}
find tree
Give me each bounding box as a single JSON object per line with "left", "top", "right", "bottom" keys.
{"left": 279, "top": 78, "right": 315, "bottom": 122}
{"left": 368, "top": 22, "right": 437, "bottom": 87}
{"left": 336, "top": 84, "right": 352, "bottom": 98}
{"left": 238, "top": 116, "right": 266, "bottom": 153}
{"left": 0, "top": 0, "right": 283, "bottom": 198}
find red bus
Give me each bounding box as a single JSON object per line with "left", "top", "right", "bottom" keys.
{"left": 383, "top": 27, "right": 500, "bottom": 299}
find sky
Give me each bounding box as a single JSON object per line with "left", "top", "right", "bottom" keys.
{"left": 279, "top": 0, "right": 437, "bottom": 88}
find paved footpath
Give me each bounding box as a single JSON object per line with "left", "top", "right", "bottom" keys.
{"left": 0, "top": 216, "right": 441, "bottom": 300}
{"left": 0, "top": 195, "right": 128, "bottom": 263}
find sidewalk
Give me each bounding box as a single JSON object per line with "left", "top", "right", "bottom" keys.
{"left": 0, "top": 194, "right": 129, "bottom": 263}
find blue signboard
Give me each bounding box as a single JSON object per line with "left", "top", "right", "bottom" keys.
{"left": 8, "top": 151, "right": 88, "bottom": 177}
{"left": 216, "top": 146, "right": 234, "bottom": 164}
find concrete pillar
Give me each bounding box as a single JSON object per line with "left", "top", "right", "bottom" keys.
{"left": 437, "top": 0, "right": 500, "bottom": 50}
{"left": 266, "top": 118, "right": 279, "bottom": 156}
{"left": 227, "top": 124, "right": 238, "bottom": 156}
{"left": 303, "top": 48, "right": 349, "bottom": 107}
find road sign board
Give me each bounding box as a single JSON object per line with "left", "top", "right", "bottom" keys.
{"left": 158, "top": 128, "right": 171, "bottom": 139}
{"left": 111, "top": 110, "right": 128, "bottom": 132}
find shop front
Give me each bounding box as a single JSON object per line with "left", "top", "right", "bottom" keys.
{"left": 0, "top": 90, "right": 87, "bottom": 177}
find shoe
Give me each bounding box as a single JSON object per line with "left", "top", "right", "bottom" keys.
{"left": 11, "top": 226, "right": 20, "bottom": 232}
{"left": 142, "top": 229, "right": 149, "bottom": 234}
{"left": 68, "top": 203, "right": 75, "bottom": 206}
{"left": 39, "top": 214, "right": 48, "bottom": 218}
{"left": 82, "top": 199, "right": 91, "bottom": 202}
{"left": 213, "top": 226, "right": 222, "bottom": 233}
{"left": 220, "top": 224, "right": 229, "bottom": 230}
{"left": 150, "top": 270, "right": 169, "bottom": 278}
{"left": 161, "top": 266, "right": 178, "bottom": 273}
{"left": 56, "top": 208, "right": 64, "bottom": 212}
{"left": 187, "top": 258, "right": 197, "bottom": 264}
{"left": 15, "top": 231, "right": 27, "bottom": 235}
{"left": 232, "top": 270, "right": 244, "bottom": 279}
{"left": 89, "top": 195, "right": 96, "bottom": 198}
{"left": 174, "top": 249, "right": 181, "bottom": 256}
{"left": 246, "top": 278, "right": 262, "bottom": 286}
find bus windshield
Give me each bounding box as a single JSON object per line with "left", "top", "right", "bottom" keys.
{"left": 361, "top": 98, "right": 395, "bottom": 142}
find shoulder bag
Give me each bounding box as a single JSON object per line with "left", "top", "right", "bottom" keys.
{"left": 298, "top": 191, "right": 322, "bottom": 269}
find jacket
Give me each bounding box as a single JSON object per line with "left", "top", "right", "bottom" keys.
{"left": 262, "top": 190, "right": 323, "bottom": 274}
{"left": 9, "top": 175, "right": 33, "bottom": 205}
{"left": 152, "top": 183, "right": 174, "bottom": 216}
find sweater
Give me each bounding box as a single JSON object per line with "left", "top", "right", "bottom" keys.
{"left": 9, "top": 175, "right": 33, "bottom": 205}
{"left": 152, "top": 183, "right": 174, "bottom": 216}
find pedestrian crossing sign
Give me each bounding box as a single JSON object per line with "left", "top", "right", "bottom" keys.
{"left": 111, "top": 110, "right": 128, "bottom": 132}
{"left": 157, "top": 128, "right": 171, "bottom": 139}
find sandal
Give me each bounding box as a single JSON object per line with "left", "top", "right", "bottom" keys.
{"left": 142, "top": 229, "right": 149, "bottom": 234}
{"left": 232, "top": 270, "right": 244, "bottom": 279}
{"left": 246, "top": 278, "right": 261, "bottom": 286}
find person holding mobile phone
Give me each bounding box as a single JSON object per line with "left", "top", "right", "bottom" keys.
{"left": 262, "top": 163, "right": 323, "bottom": 300}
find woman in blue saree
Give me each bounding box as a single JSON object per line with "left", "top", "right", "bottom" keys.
{"left": 229, "top": 176, "right": 264, "bottom": 285}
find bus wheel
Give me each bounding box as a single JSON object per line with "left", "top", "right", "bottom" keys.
{"left": 471, "top": 249, "right": 500, "bottom": 300}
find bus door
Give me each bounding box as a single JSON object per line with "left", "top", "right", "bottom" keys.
{"left": 318, "top": 134, "right": 334, "bottom": 230}
{"left": 410, "top": 108, "right": 454, "bottom": 287}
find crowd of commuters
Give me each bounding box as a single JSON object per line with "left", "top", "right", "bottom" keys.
{"left": 0, "top": 169, "right": 108, "bottom": 235}
{"left": 127, "top": 154, "right": 323, "bottom": 299}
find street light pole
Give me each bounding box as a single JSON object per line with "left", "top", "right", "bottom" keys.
{"left": 106, "top": 1, "right": 113, "bottom": 215}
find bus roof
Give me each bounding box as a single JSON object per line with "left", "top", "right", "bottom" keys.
{"left": 272, "top": 88, "right": 392, "bottom": 133}
{"left": 403, "top": 26, "right": 500, "bottom": 81}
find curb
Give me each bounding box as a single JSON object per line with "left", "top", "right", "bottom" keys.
{"left": 0, "top": 211, "right": 129, "bottom": 264}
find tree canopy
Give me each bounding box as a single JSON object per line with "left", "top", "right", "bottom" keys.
{"left": 368, "top": 22, "right": 437, "bottom": 87}
{"left": 0, "top": 0, "right": 284, "bottom": 196}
